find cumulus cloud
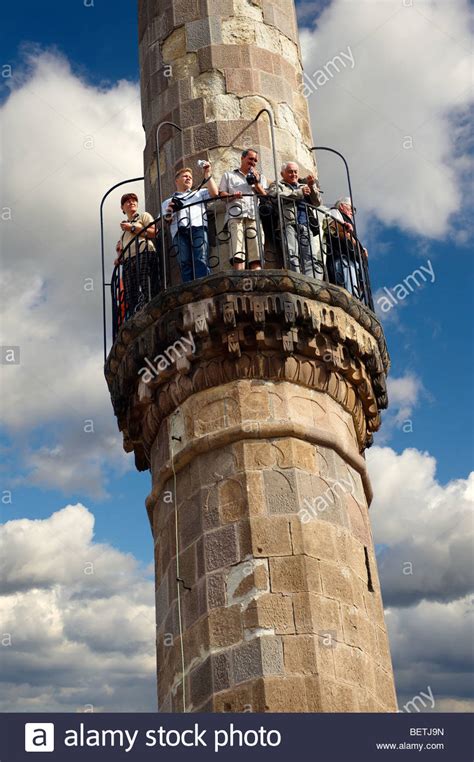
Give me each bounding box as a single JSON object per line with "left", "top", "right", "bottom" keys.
{"left": 1, "top": 49, "right": 144, "bottom": 494}
{"left": 0, "top": 505, "right": 156, "bottom": 711}
{"left": 300, "top": 0, "right": 473, "bottom": 238}
{"left": 368, "top": 445, "right": 473, "bottom": 606}
{"left": 387, "top": 596, "right": 474, "bottom": 710}
{"left": 373, "top": 372, "right": 425, "bottom": 443}
{"left": 367, "top": 446, "right": 474, "bottom": 708}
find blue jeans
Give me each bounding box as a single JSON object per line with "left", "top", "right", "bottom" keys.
{"left": 326, "top": 237, "right": 360, "bottom": 297}
{"left": 173, "top": 226, "right": 210, "bottom": 282}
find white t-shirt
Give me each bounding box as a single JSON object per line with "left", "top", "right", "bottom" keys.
{"left": 219, "top": 169, "right": 267, "bottom": 222}
{"left": 162, "top": 188, "right": 211, "bottom": 239}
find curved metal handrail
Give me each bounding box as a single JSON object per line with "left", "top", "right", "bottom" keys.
{"left": 311, "top": 146, "right": 358, "bottom": 242}
{"left": 100, "top": 176, "right": 144, "bottom": 363}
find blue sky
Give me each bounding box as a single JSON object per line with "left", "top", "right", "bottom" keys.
{"left": 1, "top": 0, "right": 472, "bottom": 713}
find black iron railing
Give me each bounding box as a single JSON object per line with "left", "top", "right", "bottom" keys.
{"left": 109, "top": 193, "right": 374, "bottom": 341}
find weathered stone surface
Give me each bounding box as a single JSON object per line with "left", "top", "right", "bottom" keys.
{"left": 126, "top": 2, "right": 397, "bottom": 716}
{"left": 270, "top": 555, "right": 321, "bottom": 593}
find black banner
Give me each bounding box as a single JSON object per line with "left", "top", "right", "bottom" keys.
{"left": 2, "top": 712, "right": 472, "bottom": 762}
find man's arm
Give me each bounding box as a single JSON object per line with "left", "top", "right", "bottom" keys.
{"left": 202, "top": 162, "right": 219, "bottom": 198}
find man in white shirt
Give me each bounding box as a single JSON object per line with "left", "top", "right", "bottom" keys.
{"left": 218, "top": 149, "right": 267, "bottom": 271}
{"left": 162, "top": 163, "right": 218, "bottom": 282}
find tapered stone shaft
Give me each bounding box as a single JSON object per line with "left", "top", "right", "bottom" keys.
{"left": 105, "top": 0, "right": 398, "bottom": 713}
{"left": 138, "top": 0, "right": 316, "bottom": 212}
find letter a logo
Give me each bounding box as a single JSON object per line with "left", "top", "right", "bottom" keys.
{"left": 25, "top": 723, "right": 55, "bottom": 752}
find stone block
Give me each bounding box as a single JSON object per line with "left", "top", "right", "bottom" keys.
{"left": 244, "top": 592, "right": 295, "bottom": 634}
{"left": 213, "top": 682, "right": 254, "bottom": 713}
{"left": 375, "top": 624, "right": 393, "bottom": 667}
{"left": 193, "top": 121, "right": 219, "bottom": 151}
{"left": 182, "top": 578, "right": 207, "bottom": 628}
{"left": 283, "top": 634, "right": 319, "bottom": 675}
{"left": 225, "top": 68, "right": 260, "bottom": 97}
{"left": 191, "top": 655, "right": 232, "bottom": 709}
{"left": 186, "top": 17, "right": 222, "bottom": 51}
{"left": 205, "top": 93, "right": 241, "bottom": 122}
{"left": 206, "top": 571, "right": 226, "bottom": 609}
{"left": 182, "top": 617, "right": 210, "bottom": 664}
{"left": 346, "top": 493, "right": 370, "bottom": 545}
{"left": 232, "top": 635, "right": 283, "bottom": 684}
{"left": 200, "top": 0, "right": 234, "bottom": 16}
{"left": 162, "top": 27, "right": 187, "bottom": 62}
{"left": 319, "top": 560, "right": 354, "bottom": 604}
{"left": 218, "top": 476, "right": 247, "bottom": 523}
{"left": 374, "top": 665, "right": 397, "bottom": 710}
{"left": 290, "top": 516, "right": 337, "bottom": 560}
{"left": 198, "top": 44, "right": 244, "bottom": 73}
{"left": 292, "top": 592, "right": 342, "bottom": 635}
{"left": 244, "top": 471, "right": 267, "bottom": 516}
{"left": 249, "top": 515, "right": 292, "bottom": 556}
{"left": 274, "top": 438, "right": 317, "bottom": 472}
{"left": 173, "top": 0, "right": 202, "bottom": 25}
{"left": 179, "top": 543, "right": 197, "bottom": 589}
{"left": 208, "top": 605, "right": 243, "bottom": 648}
{"left": 179, "top": 493, "right": 202, "bottom": 549}
{"left": 341, "top": 603, "right": 376, "bottom": 653}
{"left": 242, "top": 441, "right": 275, "bottom": 469}
{"left": 221, "top": 16, "right": 257, "bottom": 44}
{"left": 233, "top": 563, "right": 269, "bottom": 600}
{"left": 179, "top": 98, "right": 206, "bottom": 128}
{"left": 204, "top": 524, "right": 238, "bottom": 571}
{"left": 261, "top": 676, "right": 308, "bottom": 712}
{"left": 312, "top": 676, "right": 359, "bottom": 712}
{"left": 269, "top": 555, "right": 321, "bottom": 594}
{"left": 264, "top": 468, "right": 299, "bottom": 514}
{"left": 155, "top": 576, "right": 169, "bottom": 630}
{"left": 334, "top": 643, "right": 375, "bottom": 693}
{"left": 193, "top": 69, "right": 227, "bottom": 100}
{"left": 240, "top": 95, "right": 273, "bottom": 120}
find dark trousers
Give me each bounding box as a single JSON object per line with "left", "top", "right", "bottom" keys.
{"left": 122, "top": 250, "right": 158, "bottom": 316}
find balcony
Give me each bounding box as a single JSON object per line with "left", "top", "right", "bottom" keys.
{"left": 107, "top": 193, "right": 374, "bottom": 345}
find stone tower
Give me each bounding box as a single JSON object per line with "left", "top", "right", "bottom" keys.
{"left": 105, "top": 0, "right": 398, "bottom": 712}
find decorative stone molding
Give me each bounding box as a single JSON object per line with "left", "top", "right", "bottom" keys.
{"left": 105, "top": 272, "right": 389, "bottom": 470}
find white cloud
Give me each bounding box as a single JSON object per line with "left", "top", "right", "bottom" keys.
{"left": 1, "top": 49, "right": 145, "bottom": 493}
{"left": 386, "top": 372, "right": 423, "bottom": 424}
{"left": 0, "top": 505, "right": 156, "bottom": 711}
{"left": 367, "top": 446, "right": 473, "bottom": 708}
{"left": 373, "top": 372, "right": 424, "bottom": 443}
{"left": 301, "top": 0, "right": 473, "bottom": 238}
{"left": 386, "top": 596, "right": 474, "bottom": 710}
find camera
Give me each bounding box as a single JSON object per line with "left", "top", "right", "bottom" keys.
{"left": 197, "top": 159, "right": 208, "bottom": 169}
{"left": 246, "top": 170, "right": 257, "bottom": 186}
{"left": 170, "top": 194, "right": 185, "bottom": 212}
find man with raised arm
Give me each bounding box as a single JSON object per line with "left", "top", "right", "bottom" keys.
{"left": 162, "top": 162, "right": 218, "bottom": 283}
{"left": 219, "top": 148, "right": 267, "bottom": 271}
{"left": 267, "top": 161, "right": 322, "bottom": 277}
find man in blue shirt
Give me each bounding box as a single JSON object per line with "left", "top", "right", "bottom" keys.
{"left": 162, "top": 163, "right": 219, "bottom": 282}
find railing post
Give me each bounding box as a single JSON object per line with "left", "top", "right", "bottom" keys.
{"left": 311, "top": 146, "right": 359, "bottom": 243}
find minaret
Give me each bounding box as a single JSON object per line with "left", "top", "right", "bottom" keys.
{"left": 105, "top": 0, "right": 398, "bottom": 712}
